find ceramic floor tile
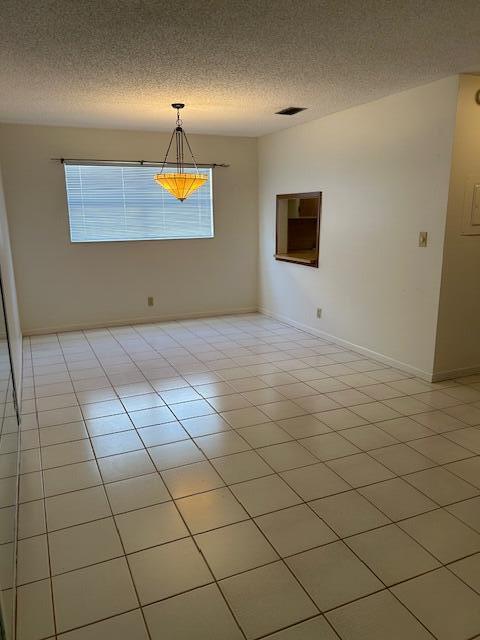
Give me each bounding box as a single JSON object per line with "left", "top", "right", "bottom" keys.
{"left": 369, "top": 443, "right": 435, "bottom": 475}
{"left": 211, "top": 450, "right": 273, "bottom": 484}
{"left": 326, "top": 589, "right": 434, "bottom": 640}
{"left": 46, "top": 485, "right": 111, "bottom": 531}
{"left": 300, "top": 432, "right": 361, "bottom": 461}
{"left": 195, "top": 520, "right": 278, "bottom": 578}
{"left": 53, "top": 557, "right": 138, "bottom": 632}
{"left": 257, "top": 400, "right": 308, "bottom": 421}
{"left": 176, "top": 486, "right": 248, "bottom": 533}
{"left": 85, "top": 413, "right": 134, "bottom": 437}
{"left": 399, "top": 509, "right": 480, "bottom": 563}
{"left": 281, "top": 462, "right": 350, "bottom": 501}
{"left": 194, "top": 431, "right": 250, "bottom": 458}
{"left": 445, "top": 456, "right": 480, "bottom": 488}
{"left": 444, "top": 404, "right": 480, "bottom": 426}
{"left": 149, "top": 440, "right": 205, "bottom": 470}
{"left": 444, "top": 426, "right": 480, "bottom": 453}
{"left": 326, "top": 453, "right": 395, "bottom": 487}
{"left": 49, "top": 517, "right": 124, "bottom": 574}
{"left": 346, "top": 523, "right": 440, "bottom": 585}
{"left": 39, "top": 421, "right": 88, "bottom": 447}
{"left": 409, "top": 435, "right": 474, "bottom": 464}
{"left": 129, "top": 405, "right": 176, "bottom": 428}
{"left": 243, "top": 388, "right": 286, "bottom": 404}
{"left": 43, "top": 459, "right": 102, "bottom": 497}
{"left": 16, "top": 579, "right": 55, "bottom": 640}
{"left": 105, "top": 472, "right": 170, "bottom": 514}
{"left": 170, "top": 399, "right": 216, "bottom": 420}
{"left": 405, "top": 466, "right": 479, "bottom": 506}
{"left": 138, "top": 421, "right": 189, "bottom": 447}
{"left": 161, "top": 460, "right": 224, "bottom": 498}
{"left": 91, "top": 430, "right": 144, "bottom": 458}
{"left": 180, "top": 414, "right": 231, "bottom": 437}
{"left": 81, "top": 399, "right": 125, "bottom": 419}
{"left": 382, "top": 396, "right": 431, "bottom": 415}
{"left": 38, "top": 405, "right": 84, "bottom": 428}
{"left": 258, "top": 441, "right": 318, "bottom": 471}
{"left": 376, "top": 416, "right": 434, "bottom": 441}
{"left": 17, "top": 500, "right": 46, "bottom": 539}
{"left": 411, "top": 410, "right": 466, "bottom": 434}
{"left": 238, "top": 422, "right": 293, "bottom": 447}
{"left": 230, "top": 474, "right": 302, "bottom": 516}
{"left": 57, "top": 610, "right": 149, "bottom": 640}
{"left": 41, "top": 439, "right": 94, "bottom": 469}
{"left": 128, "top": 537, "right": 212, "bottom": 605}
{"left": 326, "top": 389, "right": 373, "bottom": 407}
{"left": 121, "top": 393, "right": 165, "bottom": 412}
{"left": 392, "top": 568, "right": 480, "bottom": 640}
{"left": 277, "top": 414, "right": 331, "bottom": 438}
{"left": 359, "top": 477, "right": 436, "bottom": 520}
{"left": 219, "top": 561, "right": 318, "bottom": 639}
{"left": 340, "top": 424, "right": 399, "bottom": 451}
{"left": 294, "top": 395, "right": 340, "bottom": 413}
{"left": 194, "top": 381, "right": 237, "bottom": 398}
{"left": 19, "top": 471, "right": 44, "bottom": 503}
{"left": 262, "top": 616, "right": 339, "bottom": 639}
{"left": 97, "top": 449, "right": 156, "bottom": 482}
{"left": 350, "top": 402, "right": 401, "bottom": 423}
{"left": 207, "top": 394, "right": 252, "bottom": 411}
{"left": 115, "top": 501, "right": 188, "bottom": 553}
{"left": 160, "top": 387, "right": 202, "bottom": 404}
{"left": 286, "top": 541, "right": 382, "bottom": 611}
{"left": 255, "top": 504, "right": 337, "bottom": 556}
{"left": 16, "top": 534, "right": 50, "bottom": 584}
{"left": 221, "top": 406, "right": 270, "bottom": 428}
{"left": 449, "top": 552, "right": 480, "bottom": 593}
{"left": 447, "top": 496, "right": 480, "bottom": 532}
{"left": 310, "top": 489, "right": 390, "bottom": 537}
{"left": 143, "top": 584, "right": 243, "bottom": 640}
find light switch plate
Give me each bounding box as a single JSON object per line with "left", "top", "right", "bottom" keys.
{"left": 462, "top": 176, "right": 480, "bottom": 235}
{"left": 419, "top": 232, "right": 428, "bottom": 247}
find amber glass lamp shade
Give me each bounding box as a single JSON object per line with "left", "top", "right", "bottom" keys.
{"left": 154, "top": 172, "right": 208, "bottom": 201}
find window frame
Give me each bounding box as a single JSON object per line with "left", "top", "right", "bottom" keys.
{"left": 63, "top": 162, "right": 215, "bottom": 244}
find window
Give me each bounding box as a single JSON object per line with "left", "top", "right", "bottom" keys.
{"left": 64, "top": 163, "right": 214, "bottom": 242}
{"left": 275, "top": 192, "right": 321, "bottom": 267}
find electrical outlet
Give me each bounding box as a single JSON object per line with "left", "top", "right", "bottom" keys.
{"left": 147, "top": 296, "right": 154, "bottom": 307}
{"left": 419, "top": 232, "right": 428, "bottom": 247}
{"left": 316, "top": 308, "right": 322, "bottom": 319}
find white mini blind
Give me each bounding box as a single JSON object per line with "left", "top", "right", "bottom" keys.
{"left": 64, "top": 163, "right": 214, "bottom": 242}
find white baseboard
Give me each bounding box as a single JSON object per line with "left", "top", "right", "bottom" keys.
{"left": 259, "top": 306, "right": 435, "bottom": 382}
{"left": 23, "top": 307, "right": 259, "bottom": 336}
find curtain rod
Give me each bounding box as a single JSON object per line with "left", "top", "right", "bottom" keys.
{"left": 51, "top": 158, "right": 229, "bottom": 168}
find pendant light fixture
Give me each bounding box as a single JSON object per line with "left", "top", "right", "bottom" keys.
{"left": 154, "top": 103, "right": 208, "bottom": 201}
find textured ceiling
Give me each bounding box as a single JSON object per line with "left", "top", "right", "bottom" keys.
{"left": 1, "top": 0, "right": 480, "bottom": 136}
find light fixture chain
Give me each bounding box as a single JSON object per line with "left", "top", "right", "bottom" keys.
{"left": 158, "top": 128, "right": 176, "bottom": 174}
{"left": 183, "top": 131, "right": 200, "bottom": 173}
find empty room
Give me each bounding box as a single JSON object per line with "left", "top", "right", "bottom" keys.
{"left": 1, "top": 1, "right": 480, "bottom": 639}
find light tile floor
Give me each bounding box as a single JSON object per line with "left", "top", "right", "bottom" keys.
{"left": 15, "top": 313, "right": 480, "bottom": 640}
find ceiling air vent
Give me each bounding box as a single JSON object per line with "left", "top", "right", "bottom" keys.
{"left": 275, "top": 107, "right": 307, "bottom": 116}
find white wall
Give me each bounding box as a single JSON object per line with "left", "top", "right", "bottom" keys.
{"left": 258, "top": 77, "right": 459, "bottom": 378}
{"left": 434, "top": 74, "right": 480, "bottom": 378}
{"left": 0, "top": 169, "right": 22, "bottom": 402}
{"left": 0, "top": 124, "right": 258, "bottom": 334}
